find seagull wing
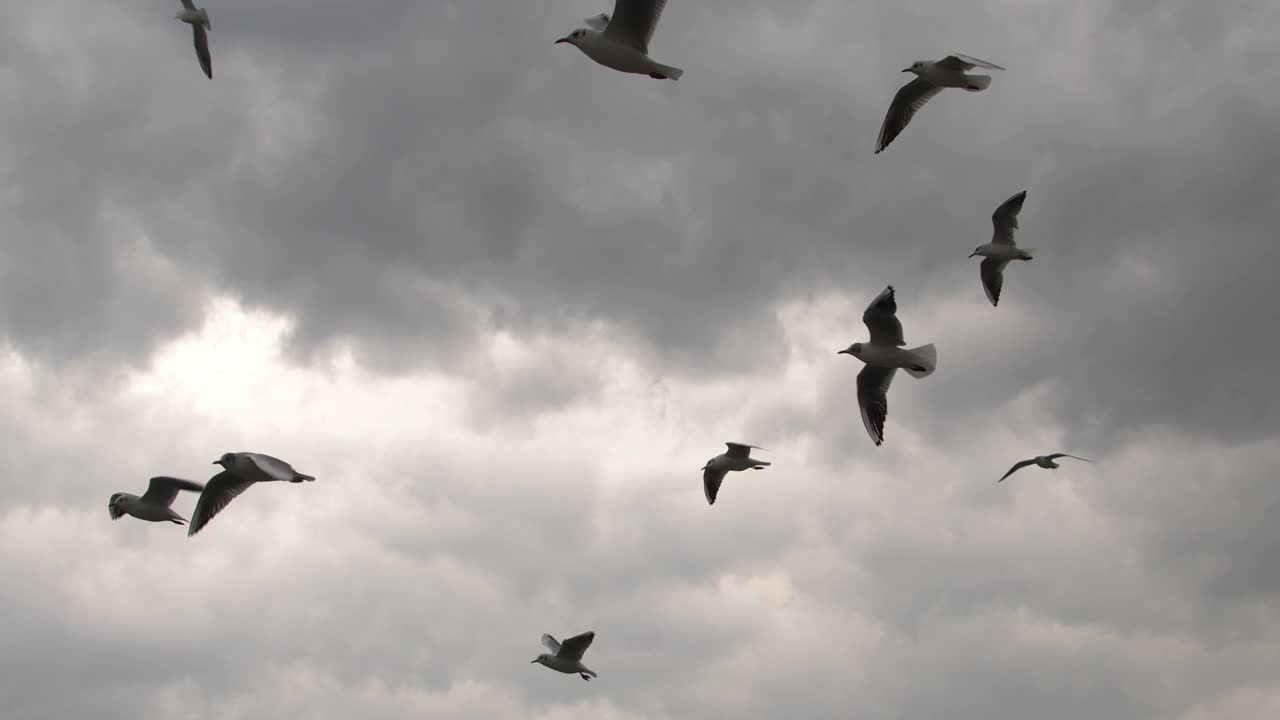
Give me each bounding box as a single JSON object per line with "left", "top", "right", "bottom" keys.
{"left": 557, "top": 631, "right": 596, "bottom": 661}
{"left": 179, "top": 0, "right": 196, "bottom": 10}
{"left": 857, "top": 366, "right": 896, "bottom": 446}
{"left": 541, "top": 633, "right": 562, "bottom": 654}
{"left": 1046, "top": 453, "right": 1094, "bottom": 463}
{"left": 703, "top": 466, "right": 728, "bottom": 505}
{"left": 724, "top": 442, "right": 766, "bottom": 459}
{"left": 992, "top": 190, "right": 1026, "bottom": 245}
{"left": 937, "top": 53, "right": 1005, "bottom": 71}
{"left": 140, "top": 476, "right": 206, "bottom": 507}
{"left": 192, "top": 24, "right": 212, "bottom": 79}
{"left": 583, "top": 13, "right": 610, "bottom": 31}
{"left": 862, "top": 285, "right": 906, "bottom": 346}
{"left": 603, "top": 0, "right": 667, "bottom": 54}
{"left": 997, "top": 459, "right": 1037, "bottom": 482}
{"left": 875, "top": 78, "right": 942, "bottom": 154}
{"left": 245, "top": 452, "right": 310, "bottom": 482}
{"left": 188, "top": 471, "right": 256, "bottom": 536}
{"left": 980, "top": 258, "right": 1008, "bottom": 307}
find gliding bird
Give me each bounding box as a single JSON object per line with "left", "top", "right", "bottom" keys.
{"left": 701, "top": 442, "right": 771, "bottom": 505}
{"left": 838, "top": 286, "right": 937, "bottom": 446}
{"left": 532, "top": 631, "right": 599, "bottom": 680}
{"left": 108, "top": 476, "right": 205, "bottom": 526}
{"left": 556, "top": 0, "right": 684, "bottom": 80}
{"left": 998, "top": 453, "right": 1093, "bottom": 482}
{"left": 875, "top": 53, "right": 1004, "bottom": 153}
{"left": 969, "top": 190, "right": 1035, "bottom": 306}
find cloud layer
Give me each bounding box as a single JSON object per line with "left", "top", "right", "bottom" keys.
{"left": 0, "top": 1, "right": 1277, "bottom": 718}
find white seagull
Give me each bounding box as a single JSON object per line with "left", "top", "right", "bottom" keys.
{"left": 875, "top": 53, "right": 1005, "bottom": 153}
{"left": 532, "top": 631, "right": 599, "bottom": 680}
{"left": 188, "top": 452, "right": 316, "bottom": 537}
{"left": 108, "top": 476, "right": 205, "bottom": 526}
{"left": 556, "top": 1, "right": 684, "bottom": 80}
{"left": 998, "top": 453, "right": 1093, "bottom": 482}
{"left": 174, "top": 1, "right": 212, "bottom": 79}
{"left": 970, "top": 191, "right": 1034, "bottom": 306}
{"left": 838, "top": 286, "right": 937, "bottom": 446}
{"left": 701, "top": 442, "right": 771, "bottom": 505}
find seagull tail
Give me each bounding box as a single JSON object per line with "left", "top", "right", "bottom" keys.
{"left": 963, "top": 75, "right": 992, "bottom": 91}
{"left": 651, "top": 63, "right": 683, "bottom": 81}
{"left": 903, "top": 344, "right": 937, "bottom": 379}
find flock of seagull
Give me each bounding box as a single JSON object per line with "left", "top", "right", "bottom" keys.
{"left": 108, "top": 0, "right": 1097, "bottom": 682}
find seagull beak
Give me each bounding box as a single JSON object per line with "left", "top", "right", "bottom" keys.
{"left": 902, "top": 68, "right": 912, "bottom": 72}
{"left": 968, "top": 251, "right": 978, "bottom": 258}
{"left": 555, "top": 36, "right": 570, "bottom": 44}
{"left": 837, "top": 349, "right": 850, "bottom": 355}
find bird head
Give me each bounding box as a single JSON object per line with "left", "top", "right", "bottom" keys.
{"left": 212, "top": 452, "right": 236, "bottom": 469}
{"left": 903, "top": 61, "right": 928, "bottom": 75}
{"left": 531, "top": 654, "right": 551, "bottom": 665}
{"left": 556, "top": 28, "right": 587, "bottom": 46}
{"left": 174, "top": 10, "right": 185, "bottom": 20}
{"left": 107, "top": 493, "right": 129, "bottom": 520}
{"left": 838, "top": 343, "right": 862, "bottom": 357}
{"left": 968, "top": 247, "right": 982, "bottom": 258}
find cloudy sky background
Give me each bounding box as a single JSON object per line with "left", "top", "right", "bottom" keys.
{"left": 1, "top": 0, "right": 1278, "bottom": 717}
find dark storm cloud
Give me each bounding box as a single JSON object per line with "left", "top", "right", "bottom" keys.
{"left": 2, "top": 0, "right": 1279, "bottom": 719}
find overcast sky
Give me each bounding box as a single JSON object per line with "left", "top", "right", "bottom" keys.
{"left": 1, "top": 0, "right": 1278, "bottom": 718}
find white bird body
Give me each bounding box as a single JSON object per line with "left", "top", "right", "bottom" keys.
{"left": 175, "top": 6, "right": 209, "bottom": 26}
{"left": 556, "top": 0, "right": 683, "bottom": 80}
{"left": 108, "top": 476, "right": 205, "bottom": 525}
{"left": 112, "top": 496, "right": 186, "bottom": 523}
{"left": 910, "top": 60, "right": 994, "bottom": 90}
{"left": 701, "top": 442, "right": 770, "bottom": 505}
{"left": 845, "top": 343, "right": 937, "bottom": 373}
{"left": 560, "top": 31, "right": 682, "bottom": 78}
{"left": 533, "top": 631, "right": 599, "bottom": 681}
{"left": 970, "top": 244, "right": 1034, "bottom": 261}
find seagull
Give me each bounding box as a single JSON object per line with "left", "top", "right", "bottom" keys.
{"left": 997, "top": 453, "right": 1093, "bottom": 482}
{"left": 556, "top": 1, "right": 684, "bottom": 80}
{"left": 875, "top": 53, "right": 1005, "bottom": 153}
{"left": 701, "top": 442, "right": 771, "bottom": 505}
{"left": 174, "top": 1, "right": 212, "bottom": 79}
{"left": 108, "top": 476, "right": 205, "bottom": 526}
{"left": 838, "top": 286, "right": 937, "bottom": 446}
{"left": 970, "top": 191, "right": 1034, "bottom": 306}
{"left": 187, "top": 452, "right": 316, "bottom": 537}
{"left": 532, "top": 631, "right": 599, "bottom": 680}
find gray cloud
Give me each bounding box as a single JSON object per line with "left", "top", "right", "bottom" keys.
{"left": 1, "top": 0, "right": 1278, "bottom": 718}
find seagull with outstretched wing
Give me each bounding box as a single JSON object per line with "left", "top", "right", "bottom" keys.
{"left": 875, "top": 53, "right": 1005, "bottom": 153}
{"left": 701, "top": 442, "right": 771, "bottom": 505}
{"left": 532, "top": 631, "right": 599, "bottom": 680}
{"left": 556, "top": 0, "right": 684, "bottom": 79}
{"left": 998, "top": 453, "right": 1094, "bottom": 482}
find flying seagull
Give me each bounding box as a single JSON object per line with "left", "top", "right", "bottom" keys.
{"left": 108, "top": 476, "right": 205, "bottom": 526}
{"left": 969, "top": 191, "right": 1035, "bottom": 306}
{"left": 701, "top": 442, "right": 771, "bottom": 505}
{"left": 997, "top": 453, "right": 1093, "bottom": 482}
{"left": 174, "top": 1, "right": 212, "bottom": 79}
{"left": 838, "top": 286, "right": 937, "bottom": 446}
{"left": 875, "top": 53, "right": 1005, "bottom": 153}
{"left": 556, "top": 0, "right": 684, "bottom": 80}
{"left": 532, "top": 631, "right": 599, "bottom": 680}
{"left": 187, "top": 452, "right": 316, "bottom": 537}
